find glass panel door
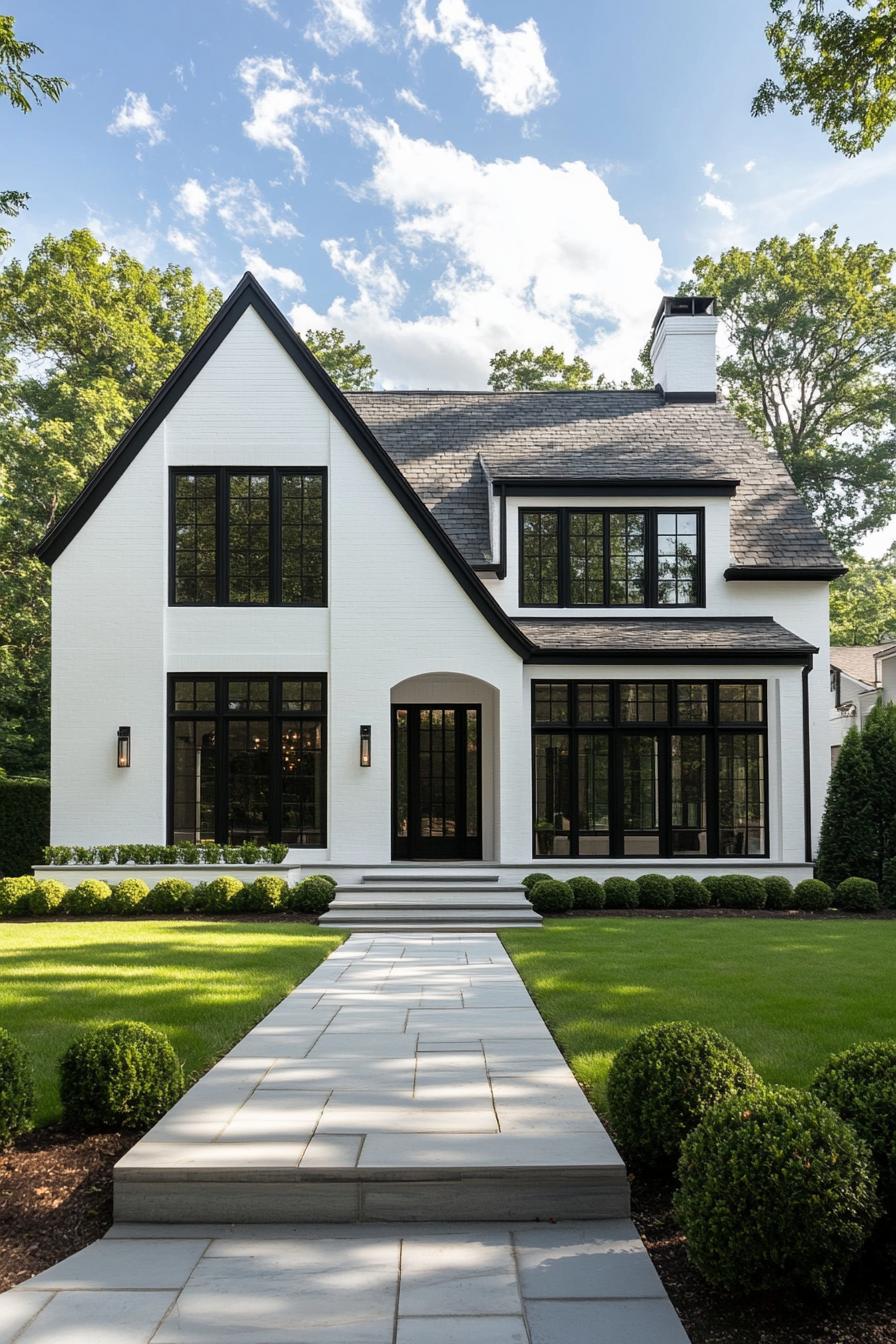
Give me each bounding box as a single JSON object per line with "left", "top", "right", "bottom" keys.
{"left": 392, "top": 705, "right": 481, "bottom": 860}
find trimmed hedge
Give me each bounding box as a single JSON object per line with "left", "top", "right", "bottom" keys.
{"left": 528, "top": 878, "right": 574, "bottom": 914}
{"left": 0, "top": 777, "right": 50, "bottom": 878}
{"left": 232, "top": 875, "right": 287, "bottom": 912}
{"left": 521, "top": 872, "right": 553, "bottom": 893}
{"left": 607, "top": 1021, "right": 759, "bottom": 1172}
{"left": 60, "top": 1021, "right": 183, "bottom": 1132}
{"left": 834, "top": 877, "right": 883, "bottom": 913}
{"left": 567, "top": 875, "right": 604, "bottom": 909}
{"left": 701, "top": 875, "right": 723, "bottom": 904}
{"left": 675, "top": 1087, "right": 880, "bottom": 1296}
{"left": 0, "top": 1027, "right": 34, "bottom": 1148}
{"left": 672, "top": 875, "right": 710, "bottom": 909}
{"left": 603, "top": 876, "right": 639, "bottom": 909}
{"left": 793, "top": 878, "right": 833, "bottom": 912}
{"left": 637, "top": 873, "right": 674, "bottom": 909}
{"left": 762, "top": 876, "right": 794, "bottom": 911}
{"left": 810, "top": 1041, "right": 896, "bottom": 1209}
{"left": 713, "top": 874, "right": 766, "bottom": 910}
{"left": 42, "top": 841, "right": 290, "bottom": 866}
{"left": 285, "top": 875, "right": 334, "bottom": 915}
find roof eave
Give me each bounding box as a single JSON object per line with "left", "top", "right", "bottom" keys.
{"left": 725, "top": 564, "right": 846, "bottom": 581}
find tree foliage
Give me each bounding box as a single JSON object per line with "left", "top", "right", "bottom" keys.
{"left": 488, "top": 345, "right": 612, "bottom": 391}
{"left": 303, "top": 327, "right": 376, "bottom": 390}
{"left": 0, "top": 16, "right": 66, "bottom": 240}
{"left": 830, "top": 546, "right": 896, "bottom": 644}
{"left": 688, "top": 228, "right": 896, "bottom": 551}
{"left": 753, "top": 0, "right": 896, "bottom": 156}
{"left": 816, "top": 708, "right": 896, "bottom": 889}
{"left": 0, "top": 230, "right": 222, "bottom": 774}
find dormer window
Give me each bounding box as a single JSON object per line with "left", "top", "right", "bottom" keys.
{"left": 519, "top": 507, "right": 703, "bottom": 608}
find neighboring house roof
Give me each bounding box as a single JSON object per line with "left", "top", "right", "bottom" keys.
{"left": 829, "top": 645, "right": 891, "bottom": 688}
{"left": 346, "top": 390, "right": 843, "bottom": 574}
{"left": 517, "top": 616, "right": 817, "bottom": 662}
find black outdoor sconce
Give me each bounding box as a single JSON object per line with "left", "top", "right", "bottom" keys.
{"left": 117, "top": 725, "right": 131, "bottom": 768}
{"left": 359, "top": 724, "right": 371, "bottom": 767}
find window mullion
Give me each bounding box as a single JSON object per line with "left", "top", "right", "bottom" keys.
{"left": 559, "top": 510, "right": 569, "bottom": 607}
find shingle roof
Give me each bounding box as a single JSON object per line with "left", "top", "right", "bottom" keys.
{"left": 829, "top": 645, "right": 894, "bottom": 686}
{"left": 346, "top": 390, "right": 841, "bottom": 572}
{"left": 516, "top": 616, "right": 816, "bottom": 658}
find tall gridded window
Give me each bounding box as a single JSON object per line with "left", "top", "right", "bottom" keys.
{"left": 519, "top": 507, "right": 703, "bottom": 608}
{"left": 170, "top": 468, "right": 326, "bottom": 607}
{"left": 169, "top": 675, "right": 326, "bottom": 846}
{"left": 531, "top": 680, "right": 766, "bottom": 858}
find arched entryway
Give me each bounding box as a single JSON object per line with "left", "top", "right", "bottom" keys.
{"left": 390, "top": 673, "right": 499, "bottom": 862}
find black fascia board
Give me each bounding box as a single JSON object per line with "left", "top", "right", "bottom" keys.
{"left": 493, "top": 477, "right": 739, "bottom": 497}
{"left": 724, "top": 565, "right": 847, "bottom": 581}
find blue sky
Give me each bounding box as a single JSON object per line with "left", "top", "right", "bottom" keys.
{"left": 7, "top": 0, "right": 896, "bottom": 404}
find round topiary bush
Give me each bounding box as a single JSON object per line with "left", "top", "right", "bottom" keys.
{"left": 232, "top": 875, "right": 287, "bottom": 912}
{"left": 675, "top": 1087, "right": 880, "bottom": 1296}
{"left": 521, "top": 872, "right": 552, "bottom": 893}
{"left": 59, "top": 1021, "right": 184, "bottom": 1132}
{"left": 19, "top": 879, "right": 66, "bottom": 916}
{"left": 603, "top": 876, "right": 639, "bottom": 909}
{"left": 713, "top": 874, "right": 766, "bottom": 910}
{"left": 567, "top": 875, "right": 604, "bottom": 909}
{"left": 142, "top": 878, "right": 193, "bottom": 914}
{"left": 0, "top": 1027, "right": 34, "bottom": 1147}
{"left": 285, "top": 875, "right": 335, "bottom": 915}
{"left": 762, "top": 876, "right": 794, "bottom": 910}
{"left": 637, "top": 873, "right": 675, "bottom": 909}
{"left": 606, "top": 1021, "right": 760, "bottom": 1172}
{"left": 701, "top": 875, "right": 723, "bottom": 905}
{"left": 810, "top": 1041, "right": 896, "bottom": 1209}
{"left": 0, "top": 875, "right": 37, "bottom": 915}
{"left": 109, "top": 878, "right": 150, "bottom": 914}
{"left": 793, "top": 878, "right": 833, "bottom": 912}
{"left": 528, "top": 878, "right": 574, "bottom": 914}
{"left": 202, "top": 875, "right": 244, "bottom": 913}
{"left": 61, "top": 879, "right": 112, "bottom": 915}
{"left": 306, "top": 873, "right": 337, "bottom": 889}
{"left": 833, "top": 877, "right": 883, "bottom": 913}
{"left": 671, "top": 875, "right": 710, "bottom": 909}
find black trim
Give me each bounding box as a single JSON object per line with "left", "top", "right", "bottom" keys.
{"left": 35, "top": 273, "right": 533, "bottom": 659}
{"left": 526, "top": 647, "right": 815, "bottom": 664}
{"left": 496, "top": 478, "right": 738, "bottom": 496}
{"left": 391, "top": 704, "right": 483, "bottom": 861}
{"left": 802, "top": 658, "right": 813, "bottom": 864}
{"left": 725, "top": 565, "right": 847, "bottom": 581}
{"left": 662, "top": 391, "right": 717, "bottom": 404}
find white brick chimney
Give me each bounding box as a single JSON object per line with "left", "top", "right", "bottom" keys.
{"left": 649, "top": 296, "right": 718, "bottom": 403}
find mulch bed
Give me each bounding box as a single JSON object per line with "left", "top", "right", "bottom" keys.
{"left": 631, "top": 1174, "right": 896, "bottom": 1343}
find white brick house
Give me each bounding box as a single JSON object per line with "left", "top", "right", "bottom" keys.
{"left": 36, "top": 278, "right": 842, "bottom": 882}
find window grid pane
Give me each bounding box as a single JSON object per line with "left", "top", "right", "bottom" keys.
{"left": 228, "top": 474, "right": 270, "bottom": 605}
{"left": 534, "top": 732, "right": 570, "bottom": 856}
{"left": 569, "top": 513, "right": 604, "bottom": 605}
{"left": 576, "top": 683, "right": 611, "bottom": 723}
{"left": 281, "top": 472, "right": 325, "bottom": 606}
{"left": 657, "top": 511, "right": 699, "bottom": 605}
{"left": 719, "top": 732, "right": 766, "bottom": 855}
{"left": 671, "top": 734, "right": 707, "bottom": 855}
{"left": 620, "top": 683, "right": 668, "bottom": 722}
{"left": 608, "top": 512, "right": 646, "bottom": 606}
{"left": 173, "top": 474, "right": 217, "bottom": 604}
{"left": 719, "top": 683, "right": 765, "bottom": 723}
{"left": 171, "top": 720, "right": 216, "bottom": 842}
{"left": 521, "top": 511, "right": 560, "bottom": 605}
{"left": 281, "top": 719, "right": 323, "bottom": 846}
{"left": 676, "top": 683, "right": 709, "bottom": 722}
{"left": 534, "top": 682, "right": 569, "bottom": 723}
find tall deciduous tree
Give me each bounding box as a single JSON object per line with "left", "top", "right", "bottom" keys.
{"left": 753, "top": 0, "right": 896, "bottom": 156}
{"left": 0, "top": 16, "right": 66, "bottom": 242}
{"left": 303, "top": 327, "right": 376, "bottom": 390}
{"left": 488, "top": 346, "right": 611, "bottom": 391}
{"left": 0, "top": 230, "right": 222, "bottom": 774}
{"left": 830, "top": 547, "right": 896, "bottom": 644}
{"left": 688, "top": 229, "right": 896, "bottom": 551}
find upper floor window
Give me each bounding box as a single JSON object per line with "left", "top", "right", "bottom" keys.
{"left": 171, "top": 468, "right": 326, "bottom": 607}
{"left": 519, "top": 507, "right": 703, "bottom": 608}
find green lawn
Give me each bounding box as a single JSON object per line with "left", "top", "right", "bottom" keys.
{"left": 0, "top": 921, "right": 344, "bottom": 1125}
{"left": 502, "top": 919, "right": 896, "bottom": 1113}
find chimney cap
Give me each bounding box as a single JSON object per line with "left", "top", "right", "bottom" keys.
{"left": 651, "top": 295, "right": 716, "bottom": 335}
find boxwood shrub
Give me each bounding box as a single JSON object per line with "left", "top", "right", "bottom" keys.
{"left": 232, "top": 875, "right": 286, "bottom": 912}
{"left": 567, "top": 875, "right": 604, "bottom": 909}
{"left": 793, "top": 878, "right": 833, "bottom": 912}
{"left": 671, "top": 875, "right": 710, "bottom": 909}
{"left": 701, "top": 875, "right": 723, "bottom": 904}
{"left": 528, "top": 878, "right": 574, "bottom": 915}
{"left": 60, "top": 1021, "right": 183, "bottom": 1132}
{"left": 109, "top": 878, "right": 150, "bottom": 914}
{"left": 606, "top": 1021, "right": 759, "bottom": 1172}
{"left": 762, "top": 875, "right": 794, "bottom": 910}
{"left": 521, "top": 872, "right": 552, "bottom": 893}
{"left": 833, "top": 877, "right": 883, "bottom": 913}
{"left": 713, "top": 874, "right": 766, "bottom": 910}
{"left": 61, "top": 879, "right": 112, "bottom": 915}
{"left": 0, "top": 1027, "right": 34, "bottom": 1147}
{"left": 142, "top": 878, "right": 193, "bottom": 914}
{"left": 20, "top": 879, "right": 66, "bottom": 916}
{"left": 285, "top": 875, "right": 335, "bottom": 915}
{"left": 637, "top": 873, "right": 675, "bottom": 909}
{"left": 675, "top": 1087, "right": 880, "bottom": 1296}
{"left": 603, "top": 876, "right": 639, "bottom": 909}
{"left": 199, "top": 875, "right": 244, "bottom": 913}
{"left": 0, "top": 875, "right": 37, "bottom": 915}
{"left": 306, "top": 872, "right": 337, "bottom": 888}
{"left": 810, "top": 1041, "right": 896, "bottom": 1209}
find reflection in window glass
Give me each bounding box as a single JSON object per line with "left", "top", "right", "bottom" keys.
{"left": 657, "top": 511, "right": 699, "bottom": 604}
{"left": 578, "top": 734, "right": 610, "bottom": 841}
{"left": 228, "top": 474, "right": 270, "bottom": 604}
{"left": 227, "top": 679, "right": 271, "bottom": 712}
{"left": 569, "top": 512, "right": 604, "bottom": 605}
{"left": 671, "top": 734, "right": 707, "bottom": 855}
{"left": 173, "top": 473, "right": 217, "bottom": 605}
{"left": 608, "top": 512, "right": 646, "bottom": 605}
{"left": 534, "top": 682, "right": 569, "bottom": 723}
{"left": 281, "top": 719, "right": 323, "bottom": 846}
{"left": 227, "top": 719, "right": 270, "bottom": 842}
{"left": 719, "top": 683, "right": 765, "bottom": 723}
{"left": 620, "top": 683, "right": 668, "bottom": 722}
{"left": 281, "top": 472, "right": 324, "bottom": 606}
{"left": 521, "top": 511, "right": 560, "bottom": 605}
{"left": 171, "top": 720, "right": 216, "bottom": 842}
{"left": 534, "top": 732, "right": 571, "bottom": 856}
{"left": 676, "top": 683, "right": 709, "bottom": 722}
{"left": 719, "top": 732, "right": 766, "bottom": 855}
{"left": 622, "top": 734, "right": 659, "bottom": 855}
{"left": 576, "top": 683, "right": 611, "bottom": 723}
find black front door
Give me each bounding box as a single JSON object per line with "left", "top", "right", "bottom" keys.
{"left": 392, "top": 705, "right": 482, "bottom": 860}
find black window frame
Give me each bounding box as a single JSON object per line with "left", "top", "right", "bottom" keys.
{"left": 169, "top": 467, "right": 327, "bottom": 608}
{"left": 518, "top": 506, "right": 705, "bottom": 609}
{"left": 531, "top": 679, "right": 768, "bottom": 859}
{"left": 167, "top": 673, "right": 327, "bottom": 846}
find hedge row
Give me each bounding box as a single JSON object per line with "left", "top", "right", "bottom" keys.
{"left": 607, "top": 1022, "right": 896, "bottom": 1297}
{"left": 42, "top": 841, "right": 289, "bottom": 866}
{"left": 0, "top": 873, "right": 336, "bottom": 918}
{"left": 521, "top": 871, "right": 886, "bottom": 915}
{"left": 0, "top": 777, "right": 50, "bottom": 878}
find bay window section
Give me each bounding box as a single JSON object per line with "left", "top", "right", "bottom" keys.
{"left": 532, "top": 680, "right": 767, "bottom": 858}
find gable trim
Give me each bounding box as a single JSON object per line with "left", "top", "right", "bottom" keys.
{"left": 34, "top": 273, "right": 533, "bottom": 659}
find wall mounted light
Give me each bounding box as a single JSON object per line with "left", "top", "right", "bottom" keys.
{"left": 117, "top": 725, "right": 131, "bottom": 769}
{"left": 359, "top": 724, "right": 371, "bottom": 767}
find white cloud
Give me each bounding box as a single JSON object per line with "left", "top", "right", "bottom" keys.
{"left": 238, "top": 56, "right": 320, "bottom": 175}
{"left": 212, "top": 178, "right": 300, "bottom": 240}
{"left": 245, "top": 0, "right": 286, "bottom": 22}
{"left": 743, "top": 159, "right": 756, "bottom": 172}
{"left": 85, "top": 211, "right": 157, "bottom": 263}
{"left": 699, "top": 191, "right": 735, "bottom": 221}
{"left": 396, "top": 86, "right": 436, "bottom": 116}
{"left": 702, "top": 160, "right": 720, "bottom": 182}
{"left": 107, "top": 90, "right": 171, "bottom": 146}
{"left": 292, "top": 120, "right": 662, "bottom": 388}
{"left": 404, "top": 0, "right": 557, "bottom": 117}
{"left": 241, "top": 248, "right": 304, "bottom": 291}
{"left": 176, "top": 178, "right": 210, "bottom": 221}
{"left": 305, "top": 0, "right": 376, "bottom": 53}
{"left": 167, "top": 227, "right": 202, "bottom": 257}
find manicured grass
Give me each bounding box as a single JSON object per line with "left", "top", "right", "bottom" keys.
{"left": 0, "top": 921, "right": 344, "bottom": 1125}
{"left": 502, "top": 919, "right": 896, "bottom": 1112}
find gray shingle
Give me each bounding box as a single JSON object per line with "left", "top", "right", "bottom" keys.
{"left": 346, "top": 390, "right": 840, "bottom": 571}
{"left": 516, "top": 616, "right": 816, "bottom": 656}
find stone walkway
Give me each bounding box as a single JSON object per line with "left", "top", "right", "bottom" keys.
{"left": 0, "top": 933, "right": 691, "bottom": 1342}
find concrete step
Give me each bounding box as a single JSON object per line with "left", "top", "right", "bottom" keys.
{"left": 319, "top": 922, "right": 542, "bottom": 933}
{"left": 329, "top": 890, "right": 530, "bottom": 907}
{"left": 336, "top": 883, "right": 526, "bottom": 896}
{"left": 324, "top": 904, "right": 537, "bottom": 917}
{"left": 360, "top": 872, "right": 501, "bottom": 884}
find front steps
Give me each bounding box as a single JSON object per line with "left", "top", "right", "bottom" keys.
{"left": 318, "top": 874, "right": 541, "bottom": 932}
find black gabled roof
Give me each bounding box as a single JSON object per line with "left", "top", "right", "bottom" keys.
{"left": 516, "top": 615, "right": 817, "bottom": 662}
{"left": 34, "top": 273, "right": 533, "bottom": 658}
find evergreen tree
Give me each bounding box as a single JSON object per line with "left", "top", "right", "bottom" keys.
{"left": 815, "top": 726, "right": 876, "bottom": 887}
{"left": 859, "top": 702, "right": 896, "bottom": 887}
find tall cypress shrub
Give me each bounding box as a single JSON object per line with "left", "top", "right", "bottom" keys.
{"left": 816, "top": 727, "right": 875, "bottom": 887}
{"left": 861, "top": 703, "right": 896, "bottom": 889}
